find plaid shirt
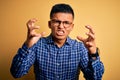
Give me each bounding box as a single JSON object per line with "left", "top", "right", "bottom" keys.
{"left": 10, "top": 35, "right": 104, "bottom": 80}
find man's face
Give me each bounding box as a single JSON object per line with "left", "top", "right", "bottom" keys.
{"left": 49, "top": 12, "right": 74, "bottom": 40}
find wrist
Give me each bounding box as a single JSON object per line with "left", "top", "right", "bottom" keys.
{"left": 25, "top": 39, "right": 34, "bottom": 48}
{"left": 89, "top": 48, "right": 99, "bottom": 57}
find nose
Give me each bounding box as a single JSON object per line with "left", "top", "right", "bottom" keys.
{"left": 58, "top": 22, "right": 64, "bottom": 29}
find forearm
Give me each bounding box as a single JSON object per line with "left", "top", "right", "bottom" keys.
{"left": 10, "top": 44, "right": 36, "bottom": 78}
{"left": 91, "top": 57, "right": 104, "bottom": 80}
{"left": 82, "top": 56, "right": 104, "bottom": 80}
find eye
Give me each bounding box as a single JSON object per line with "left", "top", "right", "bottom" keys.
{"left": 64, "top": 21, "right": 70, "bottom": 24}
{"left": 55, "top": 20, "right": 61, "bottom": 24}
{"left": 52, "top": 20, "right": 60, "bottom": 24}
{"left": 64, "top": 21, "right": 71, "bottom": 25}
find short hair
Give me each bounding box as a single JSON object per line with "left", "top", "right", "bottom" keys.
{"left": 50, "top": 3, "right": 74, "bottom": 19}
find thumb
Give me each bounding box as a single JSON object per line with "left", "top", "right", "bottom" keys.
{"left": 36, "top": 32, "right": 46, "bottom": 38}
{"left": 40, "top": 32, "right": 46, "bottom": 37}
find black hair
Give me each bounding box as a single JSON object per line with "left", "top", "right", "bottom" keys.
{"left": 50, "top": 3, "right": 74, "bottom": 19}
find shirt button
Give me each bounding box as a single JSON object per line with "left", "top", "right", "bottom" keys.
{"left": 57, "top": 63, "right": 60, "bottom": 66}
{"left": 57, "top": 76, "right": 59, "bottom": 78}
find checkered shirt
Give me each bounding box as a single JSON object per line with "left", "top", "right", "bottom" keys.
{"left": 10, "top": 35, "right": 104, "bottom": 80}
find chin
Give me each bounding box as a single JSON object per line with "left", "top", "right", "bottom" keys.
{"left": 55, "top": 35, "right": 67, "bottom": 40}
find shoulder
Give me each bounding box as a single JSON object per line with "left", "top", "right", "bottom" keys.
{"left": 68, "top": 37, "right": 86, "bottom": 50}
{"left": 36, "top": 35, "right": 54, "bottom": 46}
{"left": 68, "top": 38, "right": 88, "bottom": 57}
{"left": 37, "top": 37, "right": 48, "bottom": 44}
{"left": 68, "top": 37, "right": 84, "bottom": 47}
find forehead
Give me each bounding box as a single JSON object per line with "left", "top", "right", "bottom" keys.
{"left": 52, "top": 12, "right": 73, "bottom": 21}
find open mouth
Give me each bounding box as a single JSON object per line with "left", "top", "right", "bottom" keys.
{"left": 56, "top": 30, "right": 65, "bottom": 36}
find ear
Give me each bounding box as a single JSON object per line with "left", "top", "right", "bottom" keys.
{"left": 70, "top": 24, "right": 74, "bottom": 31}
{"left": 48, "top": 21, "right": 51, "bottom": 29}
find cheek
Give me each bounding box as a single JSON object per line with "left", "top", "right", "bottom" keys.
{"left": 66, "top": 28, "right": 73, "bottom": 33}
{"left": 64, "top": 30, "right": 71, "bottom": 36}
{"left": 50, "top": 27, "right": 57, "bottom": 33}
{"left": 67, "top": 30, "right": 72, "bottom": 34}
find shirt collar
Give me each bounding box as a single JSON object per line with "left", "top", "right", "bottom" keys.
{"left": 46, "top": 34, "right": 72, "bottom": 46}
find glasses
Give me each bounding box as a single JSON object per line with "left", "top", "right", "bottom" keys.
{"left": 50, "top": 19, "right": 73, "bottom": 28}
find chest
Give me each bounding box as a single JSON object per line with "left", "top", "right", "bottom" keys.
{"left": 35, "top": 44, "right": 81, "bottom": 73}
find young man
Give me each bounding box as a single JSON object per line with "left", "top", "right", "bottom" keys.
{"left": 10, "top": 3, "right": 104, "bottom": 80}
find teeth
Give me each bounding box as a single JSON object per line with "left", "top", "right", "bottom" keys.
{"left": 57, "top": 30, "right": 64, "bottom": 35}
{"left": 58, "top": 31, "right": 63, "bottom": 34}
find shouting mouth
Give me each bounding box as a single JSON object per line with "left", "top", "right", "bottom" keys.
{"left": 56, "top": 30, "right": 65, "bottom": 36}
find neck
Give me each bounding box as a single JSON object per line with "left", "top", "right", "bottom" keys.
{"left": 53, "top": 37, "right": 66, "bottom": 48}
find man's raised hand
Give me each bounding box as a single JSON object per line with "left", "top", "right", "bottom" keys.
{"left": 25, "top": 18, "right": 45, "bottom": 48}
{"left": 77, "top": 25, "right": 96, "bottom": 54}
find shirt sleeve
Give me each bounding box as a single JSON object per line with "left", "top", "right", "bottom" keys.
{"left": 10, "top": 43, "right": 36, "bottom": 78}
{"left": 79, "top": 45, "right": 104, "bottom": 80}
{"left": 90, "top": 56, "right": 104, "bottom": 80}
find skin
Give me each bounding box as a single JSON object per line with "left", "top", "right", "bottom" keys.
{"left": 25, "top": 12, "right": 96, "bottom": 54}
{"left": 48, "top": 13, "right": 74, "bottom": 47}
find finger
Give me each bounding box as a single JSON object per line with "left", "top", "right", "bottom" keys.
{"left": 28, "top": 18, "right": 38, "bottom": 24}
{"left": 27, "top": 18, "right": 38, "bottom": 28}
{"left": 77, "top": 36, "right": 86, "bottom": 42}
{"left": 40, "top": 32, "right": 46, "bottom": 37}
{"left": 86, "top": 32, "right": 95, "bottom": 40}
{"left": 36, "top": 32, "right": 46, "bottom": 38}
{"left": 28, "top": 26, "right": 37, "bottom": 34}
{"left": 85, "top": 25, "right": 95, "bottom": 34}
{"left": 28, "top": 26, "right": 40, "bottom": 33}
{"left": 32, "top": 25, "right": 40, "bottom": 30}
{"left": 86, "top": 42, "right": 93, "bottom": 47}
{"left": 29, "top": 31, "right": 41, "bottom": 37}
{"left": 27, "top": 19, "right": 40, "bottom": 31}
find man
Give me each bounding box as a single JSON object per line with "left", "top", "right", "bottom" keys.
{"left": 10, "top": 3, "right": 104, "bottom": 80}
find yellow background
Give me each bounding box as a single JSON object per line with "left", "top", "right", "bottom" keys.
{"left": 0, "top": 0, "right": 120, "bottom": 80}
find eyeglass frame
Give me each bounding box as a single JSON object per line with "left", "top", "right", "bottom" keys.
{"left": 50, "top": 19, "right": 73, "bottom": 28}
